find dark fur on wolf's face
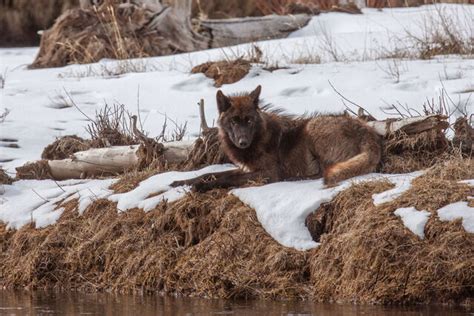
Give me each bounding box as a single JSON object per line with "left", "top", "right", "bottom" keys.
{"left": 216, "top": 85, "right": 262, "bottom": 149}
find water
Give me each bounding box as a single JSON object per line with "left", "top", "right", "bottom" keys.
{"left": 0, "top": 291, "right": 471, "bottom": 316}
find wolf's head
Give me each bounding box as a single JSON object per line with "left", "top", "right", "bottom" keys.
{"left": 216, "top": 85, "right": 262, "bottom": 149}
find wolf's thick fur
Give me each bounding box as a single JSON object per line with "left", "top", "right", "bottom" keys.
{"left": 172, "top": 85, "right": 382, "bottom": 191}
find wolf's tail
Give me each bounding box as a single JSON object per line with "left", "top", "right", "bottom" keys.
{"left": 323, "top": 138, "right": 381, "bottom": 186}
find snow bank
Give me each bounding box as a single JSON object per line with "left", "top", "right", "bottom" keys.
{"left": 394, "top": 207, "right": 431, "bottom": 238}
{"left": 1, "top": 165, "right": 422, "bottom": 248}
{"left": 437, "top": 201, "right": 474, "bottom": 233}
{"left": 232, "top": 171, "right": 421, "bottom": 250}
{"left": 108, "top": 164, "right": 236, "bottom": 212}
{"left": 0, "top": 179, "right": 116, "bottom": 229}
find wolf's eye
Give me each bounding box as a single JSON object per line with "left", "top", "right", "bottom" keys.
{"left": 244, "top": 117, "right": 252, "bottom": 124}
{"left": 230, "top": 117, "right": 238, "bottom": 124}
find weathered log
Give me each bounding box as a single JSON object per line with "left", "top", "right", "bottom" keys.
{"left": 367, "top": 115, "right": 449, "bottom": 136}
{"left": 200, "top": 14, "right": 311, "bottom": 48}
{"left": 17, "top": 141, "right": 194, "bottom": 180}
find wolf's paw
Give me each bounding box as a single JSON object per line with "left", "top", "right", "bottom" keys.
{"left": 191, "top": 181, "right": 215, "bottom": 193}
{"left": 170, "top": 179, "right": 196, "bottom": 187}
{"left": 323, "top": 176, "right": 338, "bottom": 188}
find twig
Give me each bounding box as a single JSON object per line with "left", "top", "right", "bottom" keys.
{"left": 63, "top": 88, "right": 94, "bottom": 121}
{"left": 328, "top": 80, "right": 376, "bottom": 119}
{"left": 198, "top": 99, "right": 209, "bottom": 132}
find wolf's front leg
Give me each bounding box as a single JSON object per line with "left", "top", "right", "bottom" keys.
{"left": 171, "top": 170, "right": 275, "bottom": 192}
{"left": 170, "top": 170, "right": 244, "bottom": 191}
{"left": 192, "top": 170, "right": 272, "bottom": 192}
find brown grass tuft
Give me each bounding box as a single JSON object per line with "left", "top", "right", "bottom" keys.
{"left": 110, "top": 166, "right": 160, "bottom": 194}
{"left": 191, "top": 59, "right": 252, "bottom": 87}
{"left": 30, "top": 3, "right": 176, "bottom": 69}
{"left": 0, "top": 168, "right": 13, "bottom": 185}
{"left": 182, "top": 128, "right": 229, "bottom": 170}
{"left": 380, "top": 129, "right": 450, "bottom": 173}
{"left": 15, "top": 160, "right": 53, "bottom": 180}
{"left": 41, "top": 135, "right": 91, "bottom": 160}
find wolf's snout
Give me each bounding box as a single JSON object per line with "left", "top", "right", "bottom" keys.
{"left": 238, "top": 139, "right": 249, "bottom": 148}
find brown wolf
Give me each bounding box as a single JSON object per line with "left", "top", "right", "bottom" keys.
{"left": 171, "top": 85, "right": 382, "bottom": 192}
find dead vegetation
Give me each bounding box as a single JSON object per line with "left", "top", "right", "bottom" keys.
{"left": 406, "top": 5, "right": 473, "bottom": 59}
{"left": 307, "top": 158, "right": 473, "bottom": 304}
{"left": 192, "top": 59, "right": 252, "bottom": 87}
{"left": 41, "top": 135, "right": 91, "bottom": 160}
{"left": 1, "top": 157, "right": 472, "bottom": 304}
{"left": 0, "top": 168, "right": 13, "bottom": 185}
{"left": 30, "top": 2, "right": 177, "bottom": 68}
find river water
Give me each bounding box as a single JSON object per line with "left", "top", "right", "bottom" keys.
{"left": 0, "top": 291, "right": 471, "bottom": 315}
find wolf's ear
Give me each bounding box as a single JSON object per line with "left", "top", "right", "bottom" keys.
{"left": 216, "top": 90, "right": 231, "bottom": 113}
{"left": 249, "top": 85, "right": 262, "bottom": 108}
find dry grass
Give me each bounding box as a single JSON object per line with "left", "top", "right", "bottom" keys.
{"left": 0, "top": 168, "right": 13, "bottom": 185}
{"left": 191, "top": 59, "right": 252, "bottom": 87}
{"left": 308, "top": 157, "right": 473, "bottom": 304}
{"left": 0, "top": 192, "right": 308, "bottom": 299}
{"left": 182, "top": 128, "right": 229, "bottom": 170}
{"left": 30, "top": 3, "right": 173, "bottom": 68}
{"left": 406, "top": 5, "right": 473, "bottom": 59}
{"left": 380, "top": 129, "right": 450, "bottom": 173}
{"left": 41, "top": 135, "right": 91, "bottom": 160}
{"left": 1, "top": 157, "right": 473, "bottom": 304}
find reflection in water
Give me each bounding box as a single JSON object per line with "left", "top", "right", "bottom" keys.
{"left": 0, "top": 291, "right": 471, "bottom": 316}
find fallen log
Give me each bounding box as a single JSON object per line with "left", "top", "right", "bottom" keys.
{"left": 200, "top": 14, "right": 311, "bottom": 48}
{"left": 16, "top": 141, "right": 194, "bottom": 180}
{"left": 366, "top": 114, "right": 449, "bottom": 136}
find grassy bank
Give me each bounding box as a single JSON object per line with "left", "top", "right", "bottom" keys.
{"left": 1, "top": 157, "right": 472, "bottom": 305}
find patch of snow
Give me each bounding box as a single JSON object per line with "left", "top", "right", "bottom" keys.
{"left": 232, "top": 171, "right": 422, "bottom": 251}
{"left": 394, "top": 207, "right": 431, "bottom": 239}
{"left": 372, "top": 171, "right": 423, "bottom": 206}
{"left": 0, "top": 179, "right": 116, "bottom": 229}
{"left": 437, "top": 201, "right": 474, "bottom": 233}
{"left": 108, "top": 164, "right": 236, "bottom": 212}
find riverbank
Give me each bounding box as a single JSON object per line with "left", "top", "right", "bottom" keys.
{"left": 1, "top": 158, "right": 472, "bottom": 305}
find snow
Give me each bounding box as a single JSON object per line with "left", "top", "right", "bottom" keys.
{"left": 0, "top": 179, "right": 116, "bottom": 229}
{"left": 232, "top": 171, "right": 421, "bottom": 250}
{"left": 437, "top": 201, "right": 474, "bottom": 233}
{"left": 394, "top": 207, "right": 431, "bottom": 239}
{"left": 109, "top": 164, "right": 236, "bottom": 212}
{"left": 372, "top": 171, "right": 423, "bottom": 206}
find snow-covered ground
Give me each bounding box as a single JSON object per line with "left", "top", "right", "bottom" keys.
{"left": 0, "top": 4, "right": 473, "bottom": 249}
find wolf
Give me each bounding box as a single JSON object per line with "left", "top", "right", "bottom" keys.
{"left": 171, "top": 85, "right": 382, "bottom": 192}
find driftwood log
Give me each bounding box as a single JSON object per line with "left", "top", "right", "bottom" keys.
{"left": 367, "top": 114, "right": 449, "bottom": 136}
{"left": 16, "top": 141, "right": 193, "bottom": 180}
{"left": 200, "top": 14, "right": 312, "bottom": 48}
